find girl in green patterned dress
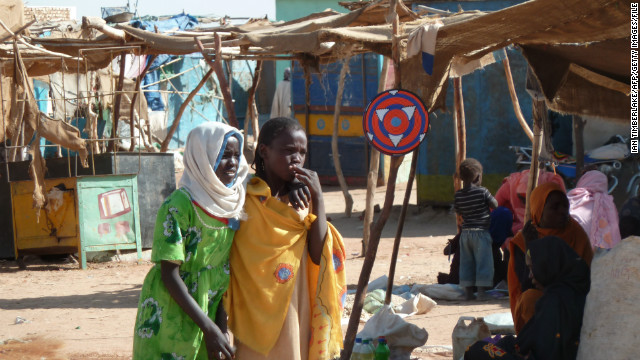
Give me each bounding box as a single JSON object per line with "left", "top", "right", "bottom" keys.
{"left": 133, "top": 122, "right": 248, "bottom": 360}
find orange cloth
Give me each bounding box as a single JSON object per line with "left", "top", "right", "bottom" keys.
{"left": 514, "top": 288, "right": 543, "bottom": 333}
{"left": 225, "top": 177, "right": 346, "bottom": 359}
{"left": 507, "top": 182, "right": 593, "bottom": 333}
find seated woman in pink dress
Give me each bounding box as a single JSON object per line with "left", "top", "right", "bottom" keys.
{"left": 567, "top": 170, "right": 621, "bottom": 251}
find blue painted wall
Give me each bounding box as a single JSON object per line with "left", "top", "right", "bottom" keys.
{"left": 164, "top": 56, "right": 226, "bottom": 149}
{"left": 291, "top": 54, "right": 380, "bottom": 184}
{"left": 291, "top": 54, "right": 380, "bottom": 111}
{"left": 412, "top": 0, "right": 523, "bottom": 13}
{"left": 414, "top": 0, "right": 531, "bottom": 205}
{"left": 163, "top": 57, "right": 255, "bottom": 149}
{"left": 416, "top": 47, "right": 532, "bottom": 203}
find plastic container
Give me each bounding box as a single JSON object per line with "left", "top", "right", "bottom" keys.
{"left": 351, "top": 338, "right": 363, "bottom": 360}
{"left": 452, "top": 316, "right": 491, "bottom": 360}
{"left": 366, "top": 338, "right": 376, "bottom": 354}
{"left": 375, "top": 336, "right": 390, "bottom": 360}
{"left": 361, "top": 339, "right": 375, "bottom": 359}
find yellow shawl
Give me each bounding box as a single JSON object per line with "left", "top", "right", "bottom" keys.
{"left": 225, "top": 177, "right": 347, "bottom": 359}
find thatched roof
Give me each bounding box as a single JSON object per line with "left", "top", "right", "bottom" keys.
{"left": 0, "top": 0, "right": 631, "bottom": 119}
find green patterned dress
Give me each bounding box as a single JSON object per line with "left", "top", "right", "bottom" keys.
{"left": 132, "top": 188, "right": 236, "bottom": 360}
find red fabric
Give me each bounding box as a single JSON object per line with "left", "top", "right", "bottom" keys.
{"left": 495, "top": 170, "right": 566, "bottom": 238}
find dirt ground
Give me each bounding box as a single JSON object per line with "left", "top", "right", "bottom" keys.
{"left": 0, "top": 181, "right": 510, "bottom": 359}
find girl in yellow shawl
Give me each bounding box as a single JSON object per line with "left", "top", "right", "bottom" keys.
{"left": 507, "top": 182, "right": 593, "bottom": 334}
{"left": 225, "top": 117, "right": 347, "bottom": 360}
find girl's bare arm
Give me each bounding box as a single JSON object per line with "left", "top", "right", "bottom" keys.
{"left": 161, "top": 261, "right": 234, "bottom": 359}
{"left": 291, "top": 165, "right": 327, "bottom": 265}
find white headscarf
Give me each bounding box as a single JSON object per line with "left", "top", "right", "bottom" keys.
{"left": 179, "top": 122, "right": 249, "bottom": 220}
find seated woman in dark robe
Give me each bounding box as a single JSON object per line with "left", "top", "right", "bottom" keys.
{"left": 508, "top": 183, "right": 593, "bottom": 333}
{"left": 465, "top": 236, "right": 590, "bottom": 360}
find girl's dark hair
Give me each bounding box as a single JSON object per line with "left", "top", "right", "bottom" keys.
{"left": 253, "top": 117, "right": 304, "bottom": 180}
{"left": 459, "top": 158, "right": 483, "bottom": 184}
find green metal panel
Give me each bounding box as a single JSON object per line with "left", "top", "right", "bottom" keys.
{"left": 77, "top": 175, "right": 142, "bottom": 268}
{"left": 416, "top": 173, "right": 507, "bottom": 206}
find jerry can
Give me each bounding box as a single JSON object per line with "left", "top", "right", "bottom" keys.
{"left": 452, "top": 316, "right": 491, "bottom": 360}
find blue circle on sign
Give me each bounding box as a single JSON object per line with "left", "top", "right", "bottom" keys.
{"left": 391, "top": 117, "right": 401, "bottom": 127}
{"left": 317, "top": 118, "right": 325, "bottom": 130}
{"left": 341, "top": 119, "right": 350, "bottom": 130}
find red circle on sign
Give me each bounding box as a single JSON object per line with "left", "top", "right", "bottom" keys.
{"left": 383, "top": 109, "right": 410, "bottom": 135}
{"left": 363, "top": 89, "right": 429, "bottom": 156}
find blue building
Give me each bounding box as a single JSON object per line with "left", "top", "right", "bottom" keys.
{"left": 275, "top": 0, "right": 531, "bottom": 198}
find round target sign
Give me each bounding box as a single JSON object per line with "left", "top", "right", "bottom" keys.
{"left": 363, "top": 89, "right": 429, "bottom": 156}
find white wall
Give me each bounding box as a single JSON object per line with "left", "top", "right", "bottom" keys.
{"left": 581, "top": 116, "right": 629, "bottom": 151}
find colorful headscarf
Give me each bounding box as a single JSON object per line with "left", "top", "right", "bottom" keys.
{"left": 568, "top": 170, "right": 621, "bottom": 249}
{"left": 494, "top": 170, "right": 565, "bottom": 236}
{"left": 179, "top": 122, "right": 249, "bottom": 220}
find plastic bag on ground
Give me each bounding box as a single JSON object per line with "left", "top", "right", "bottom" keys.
{"left": 357, "top": 305, "right": 429, "bottom": 360}
{"left": 411, "top": 283, "right": 465, "bottom": 300}
{"left": 396, "top": 293, "right": 437, "bottom": 316}
{"left": 367, "top": 275, "right": 388, "bottom": 292}
{"left": 363, "top": 289, "right": 436, "bottom": 316}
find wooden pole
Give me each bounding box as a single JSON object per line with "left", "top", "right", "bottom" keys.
{"left": 250, "top": 61, "right": 262, "bottom": 142}
{"left": 195, "top": 35, "right": 238, "bottom": 128}
{"left": 304, "top": 68, "right": 311, "bottom": 138}
{"left": 332, "top": 54, "right": 354, "bottom": 217}
{"left": 129, "top": 54, "right": 157, "bottom": 151}
{"left": 341, "top": 156, "right": 403, "bottom": 360}
{"left": 573, "top": 115, "right": 586, "bottom": 177}
{"left": 362, "top": 58, "right": 388, "bottom": 254}
{"left": 160, "top": 67, "right": 215, "bottom": 152}
{"left": 107, "top": 52, "right": 126, "bottom": 152}
{"left": 390, "top": 2, "right": 401, "bottom": 84}
{"left": 244, "top": 60, "right": 262, "bottom": 161}
{"left": 524, "top": 99, "right": 545, "bottom": 223}
{"left": 341, "top": 1, "right": 402, "bottom": 358}
{"left": 502, "top": 48, "right": 534, "bottom": 142}
{"left": 453, "top": 77, "right": 467, "bottom": 227}
{"left": 453, "top": 77, "right": 466, "bottom": 191}
{"left": 385, "top": 148, "right": 418, "bottom": 304}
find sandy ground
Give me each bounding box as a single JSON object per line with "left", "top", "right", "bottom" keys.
{"left": 0, "top": 181, "right": 510, "bottom": 359}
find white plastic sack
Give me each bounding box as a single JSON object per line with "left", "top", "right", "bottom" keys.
{"left": 586, "top": 142, "right": 629, "bottom": 160}
{"left": 367, "top": 275, "right": 388, "bottom": 292}
{"left": 364, "top": 290, "right": 437, "bottom": 317}
{"left": 411, "top": 283, "right": 465, "bottom": 301}
{"left": 577, "top": 236, "right": 640, "bottom": 360}
{"left": 483, "top": 312, "right": 515, "bottom": 334}
{"left": 397, "top": 293, "right": 437, "bottom": 317}
{"left": 358, "top": 305, "right": 429, "bottom": 360}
